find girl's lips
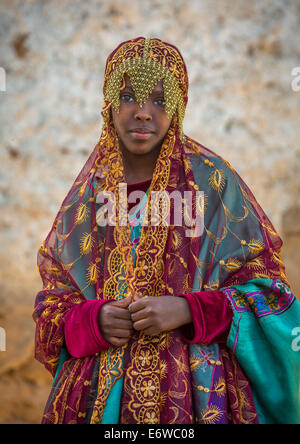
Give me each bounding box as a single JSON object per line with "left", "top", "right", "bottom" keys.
{"left": 130, "top": 131, "right": 153, "bottom": 140}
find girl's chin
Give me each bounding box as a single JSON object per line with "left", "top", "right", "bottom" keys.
{"left": 122, "top": 144, "right": 159, "bottom": 156}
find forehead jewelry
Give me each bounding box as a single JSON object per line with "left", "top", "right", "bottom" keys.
{"left": 104, "top": 38, "right": 186, "bottom": 144}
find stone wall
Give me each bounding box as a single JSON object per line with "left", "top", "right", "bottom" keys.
{"left": 0, "top": 0, "right": 299, "bottom": 423}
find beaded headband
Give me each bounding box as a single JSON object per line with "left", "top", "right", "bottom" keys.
{"left": 103, "top": 37, "right": 188, "bottom": 143}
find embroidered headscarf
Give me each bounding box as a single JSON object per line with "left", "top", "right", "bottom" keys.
{"left": 34, "top": 37, "right": 290, "bottom": 424}
{"left": 103, "top": 36, "right": 188, "bottom": 143}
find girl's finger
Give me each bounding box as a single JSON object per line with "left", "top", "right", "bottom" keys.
{"left": 109, "top": 336, "right": 129, "bottom": 347}
{"left": 132, "top": 318, "right": 152, "bottom": 332}
{"left": 109, "top": 328, "right": 133, "bottom": 338}
{"left": 113, "top": 295, "right": 132, "bottom": 308}
{"left": 109, "top": 306, "right": 132, "bottom": 320}
{"left": 111, "top": 318, "right": 133, "bottom": 329}
{"left": 130, "top": 309, "right": 148, "bottom": 323}
{"left": 128, "top": 298, "right": 148, "bottom": 313}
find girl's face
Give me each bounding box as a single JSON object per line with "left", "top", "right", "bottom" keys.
{"left": 111, "top": 74, "right": 171, "bottom": 157}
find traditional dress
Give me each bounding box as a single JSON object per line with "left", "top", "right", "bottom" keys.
{"left": 33, "top": 37, "right": 300, "bottom": 424}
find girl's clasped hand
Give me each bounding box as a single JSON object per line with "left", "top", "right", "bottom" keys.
{"left": 98, "top": 292, "right": 192, "bottom": 346}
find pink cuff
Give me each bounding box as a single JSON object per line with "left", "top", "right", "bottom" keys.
{"left": 179, "top": 291, "right": 233, "bottom": 344}
{"left": 64, "top": 300, "right": 112, "bottom": 358}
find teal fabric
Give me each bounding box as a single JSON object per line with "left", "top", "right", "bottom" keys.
{"left": 52, "top": 346, "right": 70, "bottom": 387}
{"left": 100, "top": 354, "right": 124, "bottom": 424}
{"left": 224, "top": 278, "right": 300, "bottom": 424}
{"left": 101, "top": 186, "right": 150, "bottom": 424}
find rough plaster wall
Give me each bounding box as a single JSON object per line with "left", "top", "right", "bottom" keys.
{"left": 0, "top": 0, "right": 299, "bottom": 423}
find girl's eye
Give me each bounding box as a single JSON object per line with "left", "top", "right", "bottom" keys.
{"left": 120, "top": 94, "right": 135, "bottom": 103}
{"left": 154, "top": 98, "right": 165, "bottom": 106}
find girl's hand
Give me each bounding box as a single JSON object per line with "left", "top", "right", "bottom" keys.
{"left": 128, "top": 295, "right": 192, "bottom": 336}
{"left": 98, "top": 295, "right": 134, "bottom": 347}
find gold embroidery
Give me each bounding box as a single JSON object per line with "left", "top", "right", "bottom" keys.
{"left": 75, "top": 203, "right": 89, "bottom": 225}
{"left": 201, "top": 405, "right": 224, "bottom": 424}
{"left": 224, "top": 258, "right": 243, "bottom": 272}
{"left": 90, "top": 346, "right": 126, "bottom": 424}
{"left": 247, "top": 239, "right": 265, "bottom": 255}
{"left": 208, "top": 169, "right": 226, "bottom": 192}
{"left": 86, "top": 262, "right": 99, "bottom": 285}
{"left": 80, "top": 233, "right": 94, "bottom": 255}
{"left": 126, "top": 336, "right": 162, "bottom": 424}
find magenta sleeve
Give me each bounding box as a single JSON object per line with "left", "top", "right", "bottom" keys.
{"left": 179, "top": 291, "right": 233, "bottom": 344}
{"left": 64, "top": 300, "right": 112, "bottom": 358}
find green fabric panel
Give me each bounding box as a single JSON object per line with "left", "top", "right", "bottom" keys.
{"left": 226, "top": 279, "right": 300, "bottom": 424}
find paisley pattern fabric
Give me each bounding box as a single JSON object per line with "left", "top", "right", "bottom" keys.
{"left": 33, "top": 37, "right": 300, "bottom": 424}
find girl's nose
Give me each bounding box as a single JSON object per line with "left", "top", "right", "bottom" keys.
{"left": 134, "top": 100, "right": 152, "bottom": 121}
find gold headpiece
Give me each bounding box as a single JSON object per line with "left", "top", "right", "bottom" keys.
{"left": 103, "top": 37, "right": 188, "bottom": 144}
